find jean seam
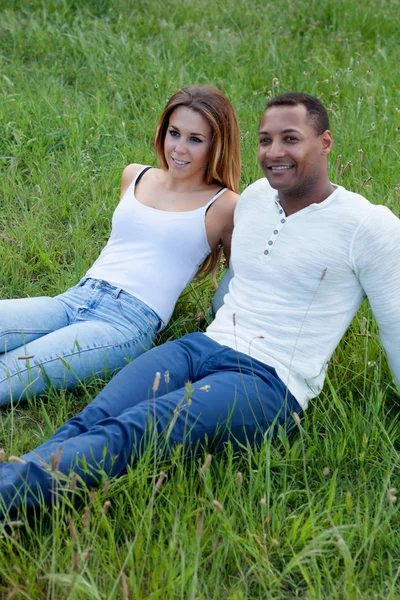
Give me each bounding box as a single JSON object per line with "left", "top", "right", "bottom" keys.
{"left": 116, "top": 298, "right": 160, "bottom": 334}
{"left": 1, "top": 328, "right": 56, "bottom": 337}
{"left": 55, "top": 294, "right": 78, "bottom": 323}
{"left": 0, "top": 330, "right": 156, "bottom": 384}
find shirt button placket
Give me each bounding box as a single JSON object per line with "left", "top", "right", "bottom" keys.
{"left": 264, "top": 208, "right": 287, "bottom": 257}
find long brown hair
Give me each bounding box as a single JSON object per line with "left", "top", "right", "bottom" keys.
{"left": 153, "top": 85, "right": 241, "bottom": 284}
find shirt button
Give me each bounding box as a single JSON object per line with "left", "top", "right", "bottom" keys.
{"left": 279, "top": 209, "right": 283, "bottom": 214}
{"left": 273, "top": 230, "right": 278, "bottom": 235}
{"left": 264, "top": 249, "right": 269, "bottom": 255}
{"left": 281, "top": 218, "right": 286, "bottom": 223}
{"left": 268, "top": 240, "right": 273, "bottom": 246}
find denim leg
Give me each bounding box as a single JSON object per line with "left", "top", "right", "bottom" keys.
{"left": 0, "top": 280, "right": 161, "bottom": 405}
{"left": 0, "top": 321, "right": 157, "bottom": 406}
{"left": 0, "top": 296, "right": 69, "bottom": 352}
{"left": 14, "top": 334, "right": 207, "bottom": 453}
{"left": 0, "top": 334, "right": 203, "bottom": 512}
{"left": 0, "top": 334, "right": 301, "bottom": 513}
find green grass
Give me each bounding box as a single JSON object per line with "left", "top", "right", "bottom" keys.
{"left": 1, "top": 0, "right": 400, "bottom": 597}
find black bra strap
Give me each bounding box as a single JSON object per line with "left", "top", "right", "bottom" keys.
{"left": 205, "top": 187, "right": 226, "bottom": 214}
{"left": 135, "top": 166, "right": 152, "bottom": 188}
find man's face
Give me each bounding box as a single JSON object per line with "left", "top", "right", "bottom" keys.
{"left": 257, "top": 104, "right": 332, "bottom": 196}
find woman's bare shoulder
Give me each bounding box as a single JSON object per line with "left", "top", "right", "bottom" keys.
{"left": 121, "top": 163, "right": 161, "bottom": 198}
{"left": 214, "top": 189, "right": 239, "bottom": 216}
{"left": 120, "top": 163, "right": 145, "bottom": 196}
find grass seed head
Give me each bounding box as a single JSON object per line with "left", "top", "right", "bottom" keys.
{"left": 8, "top": 456, "right": 27, "bottom": 465}
{"left": 0, "top": 448, "right": 5, "bottom": 462}
{"left": 68, "top": 515, "right": 79, "bottom": 543}
{"left": 260, "top": 497, "right": 266, "bottom": 505}
{"left": 70, "top": 473, "right": 78, "bottom": 491}
{"left": 212, "top": 499, "right": 224, "bottom": 513}
{"left": 345, "top": 490, "right": 353, "bottom": 514}
{"left": 82, "top": 549, "right": 91, "bottom": 562}
{"left": 323, "top": 467, "right": 330, "bottom": 477}
{"left": 197, "top": 511, "right": 204, "bottom": 537}
{"left": 271, "top": 538, "right": 279, "bottom": 548}
{"left": 103, "top": 500, "right": 111, "bottom": 514}
{"left": 339, "top": 161, "right": 352, "bottom": 177}
{"left": 214, "top": 538, "right": 222, "bottom": 551}
{"left": 72, "top": 552, "right": 79, "bottom": 572}
{"left": 102, "top": 479, "right": 111, "bottom": 495}
{"left": 200, "top": 454, "right": 212, "bottom": 473}
{"left": 89, "top": 489, "right": 97, "bottom": 503}
{"left": 387, "top": 488, "right": 397, "bottom": 503}
{"left": 50, "top": 447, "right": 62, "bottom": 471}
{"left": 361, "top": 316, "right": 367, "bottom": 335}
{"left": 6, "top": 586, "right": 20, "bottom": 599}
{"left": 83, "top": 506, "right": 91, "bottom": 529}
{"left": 164, "top": 370, "right": 170, "bottom": 384}
{"left": 336, "top": 537, "right": 346, "bottom": 550}
{"left": 152, "top": 372, "right": 161, "bottom": 392}
{"left": 155, "top": 471, "right": 166, "bottom": 489}
{"left": 292, "top": 412, "right": 301, "bottom": 426}
{"left": 361, "top": 176, "right": 372, "bottom": 189}
{"left": 121, "top": 571, "right": 130, "bottom": 598}
{"left": 9, "top": 520, "right": 23, "bottom": 528}
{"left": 237, "top": 471, "right": 243, "bottom": 484}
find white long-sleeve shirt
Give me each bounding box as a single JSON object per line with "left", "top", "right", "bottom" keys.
{"left": 206, "top": 178, "right": 400, "bottom": 409}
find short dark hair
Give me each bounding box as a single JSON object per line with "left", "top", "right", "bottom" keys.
{"left": 266, "top": 92, "right": 330, "bottom": 135}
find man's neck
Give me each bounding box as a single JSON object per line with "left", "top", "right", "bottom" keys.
{"left": 278, "top": 181, "right": 336, "bottom": 217}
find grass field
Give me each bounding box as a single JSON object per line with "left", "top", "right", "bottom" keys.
{"left": 1, "top": 0, "right": 400, "bottom": 597}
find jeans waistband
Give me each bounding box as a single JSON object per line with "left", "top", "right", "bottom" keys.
{"left": 78, "top": 277, "right": 164, "bottom": 332}
{"left": 78, "top": 277, "right": 126, "bottom": 299}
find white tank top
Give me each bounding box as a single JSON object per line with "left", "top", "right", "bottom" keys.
{"left": 86, "top": 166, "right": 227, "bottom": 326}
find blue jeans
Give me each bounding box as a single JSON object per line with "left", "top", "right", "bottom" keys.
{"left": 0, "top": 333, "right": 301, "bottom": 514}
{"left": 0, "top": 278, "right": 161, "bottom": 405}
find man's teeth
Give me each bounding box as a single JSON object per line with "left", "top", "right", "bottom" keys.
{"left": 270, "top": 165, "right": 293, "bottom": 170}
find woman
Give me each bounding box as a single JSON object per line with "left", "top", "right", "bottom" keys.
{"left": 0, "top": 85, "right": 240, "bottom": 406}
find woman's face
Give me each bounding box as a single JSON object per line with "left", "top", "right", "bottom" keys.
{"left": 163, "top": 106, "right": 213, "bottom": 183}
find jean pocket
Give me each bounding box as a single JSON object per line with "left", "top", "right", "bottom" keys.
{"left": 117, "top": 293, "right": 161, "bottom": 338}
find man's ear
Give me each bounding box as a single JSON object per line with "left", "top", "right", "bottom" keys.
{"left": 321, "top": 130, "right": 333, "bottom": 155}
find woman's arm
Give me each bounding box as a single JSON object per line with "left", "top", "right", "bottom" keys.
{"left": 205, "top": 190, "right": 238, "bottom": 263}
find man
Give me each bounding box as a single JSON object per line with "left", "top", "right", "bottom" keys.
{"left": 2, "top": 93, "right": 400, "bottom": 513}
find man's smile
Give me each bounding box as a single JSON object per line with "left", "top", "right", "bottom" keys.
{"left": 267, "top": 165, "right": 294, "bottom": 171}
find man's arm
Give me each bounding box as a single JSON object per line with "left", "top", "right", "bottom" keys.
{"left": 212, "top": 266, "right": 234, "bottom": 315}
{"left": 352, "top": 206, "right": 400, "bottom": 389}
